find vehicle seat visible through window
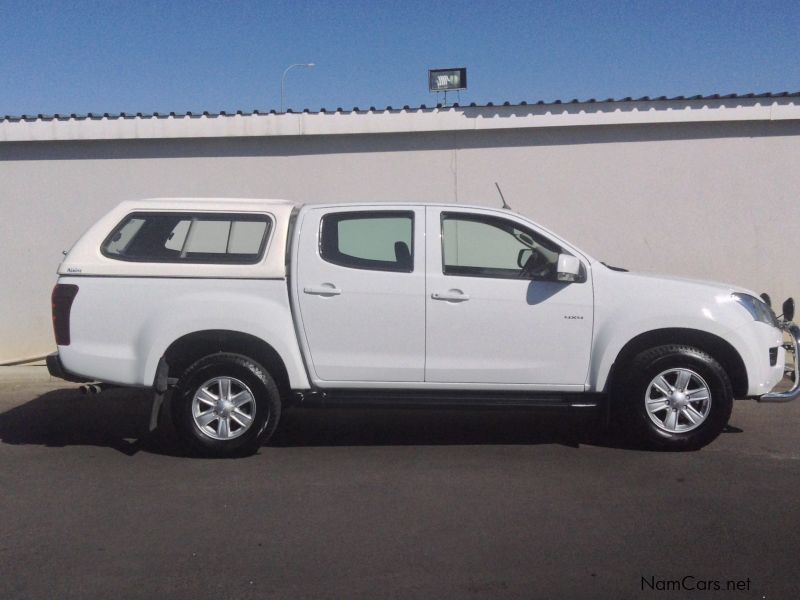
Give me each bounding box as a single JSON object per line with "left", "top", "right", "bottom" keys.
{"left": 394, "top": 241, "right": 412, "bottom": 271}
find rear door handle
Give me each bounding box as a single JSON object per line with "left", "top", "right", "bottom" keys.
{"left": 304, "top": 284, "right": 342, "bottom": 296}
{"left": 431, "top": 290, "right": 470, "bottom": 302}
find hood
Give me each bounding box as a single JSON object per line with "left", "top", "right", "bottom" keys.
{"left": 607, "top": 268, "right": 760, "bottom": 298}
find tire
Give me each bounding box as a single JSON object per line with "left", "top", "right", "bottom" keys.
{"left": 614, "top": 345, "right": 733, "bottom": 451}
{"left": 171, "top": 352, "right": 281, "bottom": 457}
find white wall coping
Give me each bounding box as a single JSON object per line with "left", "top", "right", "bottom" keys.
{"left": 1, "top": 97, "right": 799, "bottom": 143}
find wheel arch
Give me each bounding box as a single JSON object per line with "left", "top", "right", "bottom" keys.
{"left": 605, "top": 328, "right": 748, "bottom": 398}
{"left": 162, "top": 330, "right": 292, "bottom": 398}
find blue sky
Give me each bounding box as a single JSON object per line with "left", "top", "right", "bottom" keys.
{"left": 1, "top": 0, "right": 798, "bottom": 115}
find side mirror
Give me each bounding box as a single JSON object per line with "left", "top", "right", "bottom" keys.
{"left": 557, "top": 254, "right": 582, "bottom": 283}
{"left": 517, "top": 248, "right": 533, "bottom": 268}
{"left": 782, "top": 297, "right": 795, "bottom": 322}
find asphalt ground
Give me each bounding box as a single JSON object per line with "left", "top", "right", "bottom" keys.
{"left": 1, "top": 367, "right": 799, "bottom": 599}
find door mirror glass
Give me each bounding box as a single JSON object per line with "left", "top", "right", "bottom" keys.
{"left": 556, "top": 254, "right": 582, "bottom": 283}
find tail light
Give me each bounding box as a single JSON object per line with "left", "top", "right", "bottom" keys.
{"left": 52, "top": 284, "right": 79, "bottom": 345}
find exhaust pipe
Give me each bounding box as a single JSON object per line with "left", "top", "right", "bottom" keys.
{"left": 79, "top": 383, "right": 103, "bottom": 395}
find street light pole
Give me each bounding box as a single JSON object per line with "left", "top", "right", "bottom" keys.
{"left": 280, "top": 63, "right": 315, "bottom": 113}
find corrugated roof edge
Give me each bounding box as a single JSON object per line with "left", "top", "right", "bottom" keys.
{"left": 3, "top": 91, "right": 799, "bottom": 122}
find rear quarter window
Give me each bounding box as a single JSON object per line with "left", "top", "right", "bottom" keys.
{"left": 101, "top": 212, "right": 272, "bottom": 264}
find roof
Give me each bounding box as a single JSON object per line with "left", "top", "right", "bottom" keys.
{"left": 118, "top": 197, "right": 298, "bottom": 211}
{"left": 4, "top": 91, "right": 799, "bottom": 122}
{"left": 2, "top": 91, "right": 799, "bottom": 143}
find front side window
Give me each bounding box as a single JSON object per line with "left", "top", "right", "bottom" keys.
{"left": 319, "top": 211, "right": 414, "bottom": 272}
{"left": 441, "top": 213, "right": 562, "bottom": 280}
{"left": 102, "top": 212, "right": 271, "bottom": 264}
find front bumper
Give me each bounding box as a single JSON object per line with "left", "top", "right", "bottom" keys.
{"left": 46, "top": 352, "right": 89, "bottom": 383}
{"left": 759, "top": 323, "right": 800, "bottom": 402}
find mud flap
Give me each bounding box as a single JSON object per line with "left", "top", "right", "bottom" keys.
{"left": 149, "top": 356, "right": 170, "bottom": 432}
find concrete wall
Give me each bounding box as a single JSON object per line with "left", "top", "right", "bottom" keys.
{"left": 1, "top": 119, "right": 799, "bottom": 362}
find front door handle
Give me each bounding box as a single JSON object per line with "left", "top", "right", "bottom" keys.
{"left": 304, "top": 284, "right": 342, "bottom": 296}
{"left": 431, "top": 290, "right": 470, "bottom": 302}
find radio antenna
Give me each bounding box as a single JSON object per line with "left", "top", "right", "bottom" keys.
{"left": 495, "top": 182, "right": 512, "bottom": 210}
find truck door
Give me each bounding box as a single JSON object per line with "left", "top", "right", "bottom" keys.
{"left": 424, "top": 207, "right": 593, "bottom": 387}
{"left": 294, "top": 206, "right": 425, "bottom": 383}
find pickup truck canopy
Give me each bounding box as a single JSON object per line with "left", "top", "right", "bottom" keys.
{"left": 59, "top": 198, "right": 298, "bottom": 279}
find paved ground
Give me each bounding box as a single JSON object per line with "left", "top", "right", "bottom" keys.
{"left": 1, "top": 367, "right": 799, "bottom": 599}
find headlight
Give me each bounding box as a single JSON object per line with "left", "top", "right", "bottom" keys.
{"left": 732, "top": 293, "right": 779, "bottom": 326}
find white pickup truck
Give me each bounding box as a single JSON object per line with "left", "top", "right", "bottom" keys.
{"left": 47, "top": 198, "right": 798, "bottom": 456}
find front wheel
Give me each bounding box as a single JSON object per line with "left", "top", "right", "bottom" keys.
{"left": 172, "top": 353, "right": 281, "bottom": 457}
{"left": 615, "top": 345, "right": 733, "bottom": 450}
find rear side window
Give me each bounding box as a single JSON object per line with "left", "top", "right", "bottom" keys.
{"left": 319, "top": 211, "right": 414, "bottom": 272}
{"left": 102, "top": 212, "right": 271, "bottom": 264}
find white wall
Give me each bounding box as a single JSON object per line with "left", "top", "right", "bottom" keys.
{"left": 1, "top": 119, "right": 799, "bottom": 362}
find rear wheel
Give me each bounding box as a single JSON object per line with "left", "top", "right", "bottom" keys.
{"left": 615, "top": 345, "right": 733, "bottom": 450}
{"left": 172, "top": 353, "right": 281, "bottom": 457}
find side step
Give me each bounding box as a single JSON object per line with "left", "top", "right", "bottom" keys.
{"left": 295, "top": 389, "right": 605, "bottom": 410}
